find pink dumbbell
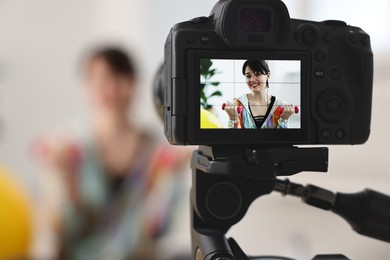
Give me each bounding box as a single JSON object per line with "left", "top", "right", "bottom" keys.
{"left": 283, "top": 106, "right": 299, "bottom": 114}
{"left": 276, "top": 106, "right": 299, "bottom": 114}
{"left": 222, "top": 103, "right": 243, "bottom": 114}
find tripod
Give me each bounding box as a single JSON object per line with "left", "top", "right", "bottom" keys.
{"left": 190, "top": 146, "right": 390, "bottom": 260}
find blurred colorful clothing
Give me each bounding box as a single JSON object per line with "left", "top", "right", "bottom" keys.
{"left": 59, "top": 131, "right": 185, "bottom": 260}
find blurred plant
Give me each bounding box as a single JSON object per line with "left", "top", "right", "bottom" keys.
{"left": 200, "top": 59, "right": 222, "bottom": 110}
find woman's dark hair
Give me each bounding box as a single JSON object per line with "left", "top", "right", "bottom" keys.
{"left": 242, "top": 59, "right": 270, "bottom": 87}
{"left": 86, "top": 47, "right": 137, "bottom": 78}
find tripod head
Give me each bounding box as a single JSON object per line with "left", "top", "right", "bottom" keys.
{"left": 191, "top": 146, "right": 390, "bottom": 260}
{"left": 191, "top": 145, "right": 326, "bottom": 259}
{"left": 191, "top": 145, "right": 327, "bottom": 230}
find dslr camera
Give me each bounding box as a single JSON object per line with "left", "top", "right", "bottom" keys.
{"left": 159, "top": 0, "right": 373, "bottom": 146}
{"left": 155, "top": 1, "right": 390, "bottom": 259}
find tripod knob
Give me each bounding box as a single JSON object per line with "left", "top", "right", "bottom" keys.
{"left": 205, "top": 182, "right": 243, "bottom": 221}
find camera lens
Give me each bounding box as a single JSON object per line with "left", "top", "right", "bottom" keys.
{"left": 153, "top": 64, "right": 165, "bottom": 121}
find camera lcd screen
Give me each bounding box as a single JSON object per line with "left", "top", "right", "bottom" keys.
{"left": 200, "top": 59, "right": 301, "bottom": 130}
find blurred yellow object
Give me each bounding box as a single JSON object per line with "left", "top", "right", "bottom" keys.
{"left": 0, "top": 165, "right": 32, "bottom": 259}
{"left": 200, "top": 108, "right": 223, "bottom": 129}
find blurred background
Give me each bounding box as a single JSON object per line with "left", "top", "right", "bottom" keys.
{"left": 0, "top": 0, "right": 389, "bottom": 259}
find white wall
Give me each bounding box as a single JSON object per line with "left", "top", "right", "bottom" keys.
{"left": 0, "top": 1, "right": 389, "bottom": 259}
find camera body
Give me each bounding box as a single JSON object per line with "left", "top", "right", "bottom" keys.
{"left": 162, "top": 0, "right": 373, "bottom": 145}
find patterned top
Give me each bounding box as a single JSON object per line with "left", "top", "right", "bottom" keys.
{"left": 228, "top": 94, "right": 289, "bottom": 129}
{"left": 248, "top": 96, "right": 276, "bottom": 128}
{"left": 59, "top": 131, "right": 185, "bottom": 260}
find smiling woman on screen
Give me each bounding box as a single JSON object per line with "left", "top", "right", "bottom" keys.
{"left": 224, "top": 59, "right": 296, "bottom": 129}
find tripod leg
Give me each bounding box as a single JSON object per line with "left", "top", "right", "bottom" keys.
{"left": 191, "top": 209, "right": 234, "bottom": 260}
{"left": 227, "top": 238, "right": 250, "bottom": 260}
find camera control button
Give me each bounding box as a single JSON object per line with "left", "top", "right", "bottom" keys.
{"left": 349, "top": 35, "right": 359, "bottom": 43}
{"left": 317, "top": 89, "right": 350, "bottom": 123}
{"left": 323, "top": 20, "right": 347, "bottom": 27}
{"left": 200, "top": 34, "right": 211, "bottom": 44}
{"left": 335, "top": 129, "right": 346, "bottom": 139}
{"left": 361, "top": 36, "right": 369, "bottom": 46}
{"left": 314, "top": 68, "right": 325, "bottom": 79}
{"left": 296, "top": 24, "right": 320, "bottom": 47}
{"left": 323, "top": 33, "right": 333, "bottom": 43}
{"left": 190, "top": 16, "right": 209, "bottom": 24}
{"left": 327, "top": 98, "right": 341, "bottom": 112}
{"left": 185, "top": 34, "right": 197, "bottom": 44}
{"left": 314, "top": 51, "right": 326, "bottom": 63}
{"left": 321, "top": 129, "right": 332, "bottom": 139}
{"left": 330, "top": 69, "right": 342, "bottom": 80}
{"left": 302, "top": 29, "right": 317, "bottom": 45}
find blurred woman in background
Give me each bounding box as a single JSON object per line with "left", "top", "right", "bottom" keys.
{"left": 35, "top": 47, "right": 187, "bottom": 260}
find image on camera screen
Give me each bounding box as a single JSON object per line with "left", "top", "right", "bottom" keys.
{"left": 200, "top": 59, "right": 301, "bottom": 129}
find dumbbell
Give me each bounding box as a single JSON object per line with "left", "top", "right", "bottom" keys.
{"left": 222, "top": 103, "right": 244, "bottom": 114}
{"left": 275, "top": 105, "right": 300, "bottom": 114}
{"left": 223, "top": 103, "right": 299, "bottom": 114}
